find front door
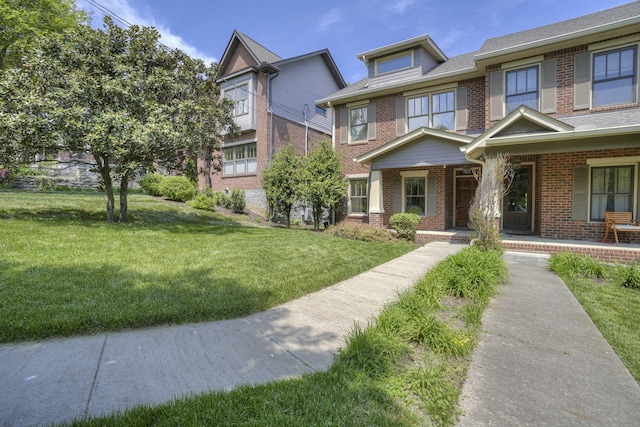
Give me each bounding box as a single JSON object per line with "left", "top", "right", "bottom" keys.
{"left": 503, "top": 165, "right": 532, "bottom": 232}
{"left": 456, "top": 176, "right": 478, "bottom": 228}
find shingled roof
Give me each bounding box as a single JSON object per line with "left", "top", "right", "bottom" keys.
{"left": 476, "top": 2, "right": 640, "bottom": 59}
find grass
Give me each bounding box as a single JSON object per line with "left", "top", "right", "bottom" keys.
{"left": 549, "top": 252, "right": 640, "bottom": 382}
{"left": 61, "top": 246, "right": 507, "bottom": 426}
{"left": 0, "top": 190, "right": 412, "bottom": 343}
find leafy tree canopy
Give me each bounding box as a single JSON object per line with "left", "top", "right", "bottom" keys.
{"left": 299, "top": 139, "right": 347, "bottom": 230}
{"left": 0, "top": 17, "right": 238, "bottom": 222}
{"left": 0, "top": 0, "right": 88, "bottom": 69}
{"left": 261, "top": 143, "right": 301, "bottom": 227}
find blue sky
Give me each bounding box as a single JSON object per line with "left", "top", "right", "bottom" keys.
{"left": 76, "top": 0, "right": 632, "bottom": 84}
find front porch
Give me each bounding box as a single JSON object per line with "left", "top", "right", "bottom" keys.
{"left": 417, "top": 229, "right": 640, "bottom": 263}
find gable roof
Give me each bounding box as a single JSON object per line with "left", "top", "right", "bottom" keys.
{"left": 275, "top": 49, "right": 346, "bottom": 89}
{"left": 357, "top": 127, "right": 473, "bottom": 165}
{"left": 475, "top": 2, "right": 640, "bottom": 62}
{"left": 218, "top": 30, "right": 282, "bottom": 72}
{"left": 357, "top": 34, "right": 447, "bottom": 63}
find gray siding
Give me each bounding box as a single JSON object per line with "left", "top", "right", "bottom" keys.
{"left": 271, "top": 55, "right": 340, "bottom": 134}
{"left": 370, "top": 138, "right": 467, "bottom": 170}
{"left": 413, "top": 47, "right": 439, "bottom": 74}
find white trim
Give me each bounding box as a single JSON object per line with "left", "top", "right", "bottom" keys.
{"left": 589, "top": 37, "right": 640, "bottom": 52}
{"left": 347, "top": 177, "right": 369, "bottom": 216}
{"left": 403, "top": 82, "right": 457, "bottom": 97}
{"left": 587, "top": 156, "right": 640, "bottom": 166}
{"left": 346, "top": 99, "right": 369, "bottom": 108}
{"left": 222, "top": 138, "right": 257, "bottom": 148}
{"left": 501, "top": 55, "right": 544, "bottom": 70}
{"left": 346, "top": 173, "right": 369, "bottom": 179}
{"left": 401, "top": 170, "right": 430, "bottom": 177}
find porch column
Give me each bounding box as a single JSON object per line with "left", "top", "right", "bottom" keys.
{"left": 368, "top": 170, "right": 384, "bottom": 214}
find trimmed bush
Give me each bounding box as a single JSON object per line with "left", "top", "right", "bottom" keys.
{"left": 188, "top": 193, "right": 215, "bottom": 211}
{"left": 230, "top": 189, "right": 245, "bottom": 214}
{"left": 139, "top": 174, "right": 164, "bottom": 196}
{"left": 327, "top": 222, "right": 397, "bottom": 243}
{"left": 389, "top": 213, "right": 420, "bottom": 241}
{"left": 159, "top": 176, "right": 195, "bottom": 202}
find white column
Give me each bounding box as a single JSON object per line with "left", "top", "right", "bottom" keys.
{"left": 368, "top": 170, "right": 384, "bottom": 214}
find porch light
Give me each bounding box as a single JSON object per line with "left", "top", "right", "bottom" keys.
{"left": 511, "top": 159, "right": 522, "bottom": 171}
{"left": 462, "top": 165, "right": 472, "bottom": 175}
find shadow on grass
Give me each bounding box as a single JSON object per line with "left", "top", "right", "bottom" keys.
{"left": 0, "top": 260, "right": 275, "bottom": 343}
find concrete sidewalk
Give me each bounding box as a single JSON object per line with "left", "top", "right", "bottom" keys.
{"left": 0, "top": 242, "right": 463, "bottom": 427}
{"left": 457, "top": 252, "right": 640, "bottom": 426}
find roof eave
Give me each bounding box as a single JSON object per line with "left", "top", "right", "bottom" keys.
{"left": 474, "top": 16, "right": 640, "bottom": 63}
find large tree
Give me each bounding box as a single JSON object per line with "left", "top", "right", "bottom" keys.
{"left": 261, "top": 144, "right": 301, "bottom": 227}
{"left": 298, "top": 139, "right": 347, "bottom": 230}
{"left": 0, "top": 17, "right": 237, "bottom": 222}
{"left": 0, "top": 0, "right": 88, "bottom": 69}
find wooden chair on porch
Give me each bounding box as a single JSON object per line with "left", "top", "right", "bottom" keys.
{"left": 601, "top": 211, "right": 640, "bottom": 245}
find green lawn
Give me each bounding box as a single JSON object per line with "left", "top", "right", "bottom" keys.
{"left": 0, "top": 190, "right": 412, "bottom": 343}
{"left": 549, "top": 253, "right": 640, "bottom": 382}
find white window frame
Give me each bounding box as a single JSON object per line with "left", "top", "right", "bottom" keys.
{"left": 504, "top": 65, "right": 539, "bottom": 113}
{"left": 349, "top": 104, "right": 368, "bottom": 143}
{"left": 401, "top": 170, "right": 428, "bottom": 217}
{"left": 586, "top": 157, "right": 639, "bottom": 222}
{"left": 222, "top": 142, "right": 257, "bottom": 176}
{"left": 347, "top": 175, "right": 369, "bottom": 216}
{"left": 375, "top": 50, "right": 413, "bottom": 76}
{"left": 224, "top": 83, "right": 249, "bottom": 117}
{"left": 407, "top": 90, "right": 456, "bottom": 132}
{"left": 591, "top": 45, "right": 637, "bottom": 108}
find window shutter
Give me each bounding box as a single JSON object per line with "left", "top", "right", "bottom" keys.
{"left": 541, "top": 59, "right": 557, "bottom": 113}
{"left": 455, "top": 86, "right": 468, "bottom": 131}
{"left": 393, "top": 177, "right": 402, "bottom": 213}
{"left": 339, "top": 108, "right": 348, "bottom": 144}
{"left": 396, "top": 97, "right": 405, "bottom": 136}
{"left": 426, "top": 174, "right": 437, "bottom": 216}
{"left": 490, "top": 70, "right": 504, "bottom": 121}
{"left": 574, "top": 52, "right": 591, "bottom": 110}
{"left": 367, "top": 103, "right": 376, "bottom": 140}
{"left": 572, "top": 165, "right": 589, "bottom": 221}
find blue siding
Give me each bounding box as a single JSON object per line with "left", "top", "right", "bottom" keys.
{"left": 271, "top": 55, "right": 341, "bottom": 134}
{"left": 371, "top": 137, "right": 468, "bottom": 169}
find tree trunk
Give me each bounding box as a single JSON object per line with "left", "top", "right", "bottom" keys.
{"left": 119, "top": 176, "right": 129, "bottom": 222}
{"left": 312, "top": 204, "right": 322, "bottom": 230}
{"left": 96, "top": 156, "right": 115, "bottom": 222}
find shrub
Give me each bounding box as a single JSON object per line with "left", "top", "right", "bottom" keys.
{"left": 159, "top": 176, "right": 195, "bottom": 202}
{"left": 139, "top": 174, "right": 165, "bottom": 196}
{"left": 230, "top": 189, "right": 245, "bottom": 214}
{"left": 188, "top": 193, "right": 215, "bottom": 211}
{"left": 389, "top": 213, "right": 420, "bottom": 241}
{"left": 0, "top": 168, "right": 13, "bottom": 188}
{"left": 613, "top": 262, "right": 640, "bottom": 290}
{"left": 549, "top": 252, "right": 607, "bottom": 279}
{"left": 327, "top": 222, "right": 397, "bottom": 243}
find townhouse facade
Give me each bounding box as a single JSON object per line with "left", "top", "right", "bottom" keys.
{"left": 318, "top": 1, "right": 640, "bottom": 243}
{"left": 198, "top": 30, "right": 345, "bottom": 214}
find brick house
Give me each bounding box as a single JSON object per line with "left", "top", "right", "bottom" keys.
{"left": 198, "top": 30, "right": 345, "bottom": 214}
{"left": 317, "top": 2, "right": 640, "bottom": 242}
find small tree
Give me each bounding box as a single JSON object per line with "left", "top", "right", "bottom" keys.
{"left": 299, "top": 139, "right": 347, "bottom": 230}
{"left": 261, "top": 144, "right": 301, "bottom": 227}
{"left": 468, "top": 153, "right": 514, "bottom": 251}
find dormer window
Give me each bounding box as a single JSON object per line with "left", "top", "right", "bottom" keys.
{"left": 376, "top": 51, "right": 413, "bottom": 76}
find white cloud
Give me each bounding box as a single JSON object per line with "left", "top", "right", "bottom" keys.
{"left": 80, "top": 0, "right": 217, "bottom": 65}
{"left": 316, "top": 8, "right": 343, "bottom": 31}
{"left": 390, "top": 0, "right": 416, "bottom": 14}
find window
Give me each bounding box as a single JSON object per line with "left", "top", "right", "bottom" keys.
{"left": 350, "top": 106, "right": 368, "bottom": 142}
{"left": 405, "top": 177, "right": 425, "bottom": 216}
{"left": 593, "top": 46, "right": 637, "bottom": 107}
{"left": 506, "top": 66, "right": 538, "bottom": 113}
{"left": 225, "top": 83, "right": 249, "bottom": 116}
{"left": 407, "top": 90, "right": 455, "bottom": 132}
{"left": 222, "top": 143, "right": 257, "bottom": 176}
{"left": 590, "top": 165, "right": 634, "bottom": 221}
{"left": 377, "top": 52, "right": 412, "bottom": 75}
{"left": 316, "top": 105, "right": 327, "bottom": 116}
{"left": 349, "top": 179, "right": 368, "bottom": 215}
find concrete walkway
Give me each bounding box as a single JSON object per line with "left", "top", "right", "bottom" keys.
{"left": 457, "top": 252, "right": 640, "bottom": 426}
{"left": 0, "top": 242, "right": 463, "bottom": 427}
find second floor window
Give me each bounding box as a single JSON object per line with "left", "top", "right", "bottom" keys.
{"left": 407, "top": 90, "right": 455, "bottom": 132}
{"left": 506, "top": 66, "right": 538, "bottom": 113}
{"left": 222, "top": 143, "right": 256, "bottom": 176}
{"left": 377, "top": 52, "right": 412, "bottom": 75}
{"left": 225, "top": 84, "right": 249, "bottom": 116}
{"left": 350, "top": 106, "right": 368, "bottom": 142}
{"left": 593, "top": 46, "right": 637, "bottom": 108}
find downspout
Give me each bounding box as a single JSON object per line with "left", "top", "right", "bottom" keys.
{"left": 267, "top": 72, "right": 278, "bottom": 160}
{"left": 303, "top": 104, "right": 309, "bottom": 156}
